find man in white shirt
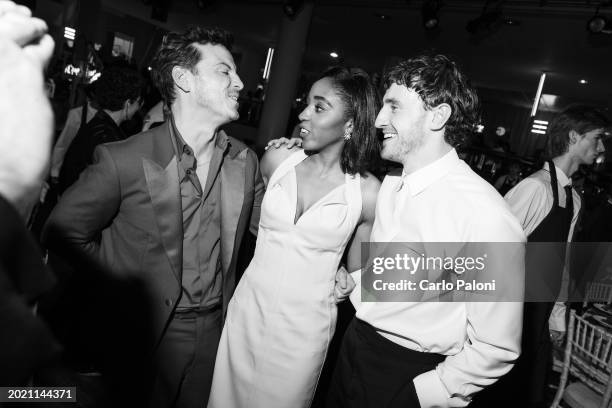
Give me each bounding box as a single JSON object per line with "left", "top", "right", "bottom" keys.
{"left": 327, "top": 54, "right": 526, "bottom": 408}
{"left": 483, "top": 106, "right": 609, "bottom": 408}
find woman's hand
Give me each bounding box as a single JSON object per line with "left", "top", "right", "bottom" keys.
{"left": 264, "top": 137, "right": 303, "bottom": 151}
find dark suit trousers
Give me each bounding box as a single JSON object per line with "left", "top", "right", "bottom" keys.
{"left": 150, "top": 307, "right": 222, "bottom": 408}
{"left": 327, "top": 318, "right": 445, "bottom": 408}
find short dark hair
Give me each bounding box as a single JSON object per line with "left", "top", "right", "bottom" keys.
{"left": 384, "top": 54, "right": 480, "bottom": 148}
{"left": 91, "top": 66, "right": 143, "bottom": 111}
{"left": 318, "top": 67, "right": 380, "bottom": 175}
{"left": 545, "top": 105, "right": 611, "bottom": 158}
{"left": 150, "top": 26, "right": 233, "bottom": 106}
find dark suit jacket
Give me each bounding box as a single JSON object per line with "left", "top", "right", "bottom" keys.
{"left": 43, "top": 122, "right": 264, "bottom": 346}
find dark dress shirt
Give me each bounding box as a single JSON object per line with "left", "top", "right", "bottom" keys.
{"left": 169, "top": 117, "right": 224, "bottom": 310}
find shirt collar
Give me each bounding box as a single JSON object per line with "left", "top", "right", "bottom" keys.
{"left": 169, "top": 113, "right": 230, "bottom": 158}
{"left": 543, "top": 161, "right": 572, "bottom": 187}
{"left": 403, "top": 148, "right": 460, "bottom": 196}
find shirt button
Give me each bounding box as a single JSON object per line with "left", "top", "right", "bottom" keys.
{"left": 186, "top": 169, "right": 192, "bottom": 175}
{"left": 165, "top": 298, "right": 173, "bottom": 306}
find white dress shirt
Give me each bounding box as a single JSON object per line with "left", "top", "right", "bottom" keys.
{"left": 351, "top": 149, "right": 526, "bottom": 408}
{"left": 504, "top": 162, "right": 581, "bottom": 332}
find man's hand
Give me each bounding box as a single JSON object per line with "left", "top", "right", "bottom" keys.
{"left": 334, "top": 266, "right": 356, "bottom": 304}
{"left": 264, "top": 137, "right": 303, "bottom": 151}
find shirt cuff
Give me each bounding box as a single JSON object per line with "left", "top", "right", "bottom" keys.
{"left": 413, "top": 369, "right": 450, "bottom": 408}
{"left": 549, "top": 303, "right": 566, "bottom": 332}
{"left": 349, "top": 269, "right": 361, "bottom": 309}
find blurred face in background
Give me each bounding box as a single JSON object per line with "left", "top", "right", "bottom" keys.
{"left": 570, "top": 128, "right": 606, "bottom": 166}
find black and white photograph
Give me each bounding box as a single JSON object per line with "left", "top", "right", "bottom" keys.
{"left": 1, "top": 0, "right": 612, "bottom": 407}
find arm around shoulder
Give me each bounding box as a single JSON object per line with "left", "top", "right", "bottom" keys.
{"left": 260, "top": 145, "right": 301, "bottom": 187}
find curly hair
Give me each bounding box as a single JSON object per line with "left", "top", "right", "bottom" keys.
{"left": 545, "top": 105, "right": 611, "bottom": 159}
{"left": 150, "top": 26, "right": 233, "bottom": 106}
{"left": 384, "top": 53, "right": 480, "bottom": 148}
{"left": 318, "top": 67, "right": 380, "bottom": 176}
{"left": 90, "top": 66, "right": 144, "bottom": 111}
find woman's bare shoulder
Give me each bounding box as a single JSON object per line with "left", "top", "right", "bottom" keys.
{"left": 260, "top": 146, "right": 303, "bottom": 183}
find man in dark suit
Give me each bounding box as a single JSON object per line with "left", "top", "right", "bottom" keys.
{"left": 44, "top": 26, "right": 264, "bottom": 408}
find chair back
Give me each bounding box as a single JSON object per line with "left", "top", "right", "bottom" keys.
{"left": 551, "top": 310, "right": 612, "bottom": 408}
{"left": 585, "top": 282, "right": 612, "bottom": 304}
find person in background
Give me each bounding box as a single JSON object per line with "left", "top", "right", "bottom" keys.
{"left": 49, "top": 91, "right": 97, "bottom": 182}
{"left": 142, "top": 100, "right": 168, "bottom": 131}
{"left": 493, "top": 162, "right": 522, "bottom": 195}
{"left": 478, "top": 105, "right": 610, "bottom": 408}
{"left": 57, "top": 66, "right": 144, "bottom": 194}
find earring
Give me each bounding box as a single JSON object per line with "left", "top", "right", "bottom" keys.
{"left": 344, "top": 130, "right": 352, "bottom": 141}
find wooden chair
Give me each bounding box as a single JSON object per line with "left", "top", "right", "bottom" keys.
{"left": 550, "top": 310, "right": 612, "bottom": 408}
{"left": 584, "top": 282, "right": 612, "bottom": 305}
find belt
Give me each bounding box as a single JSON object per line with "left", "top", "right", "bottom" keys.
{"left": 173, "top": 303, "right": 221, "bottom": 319}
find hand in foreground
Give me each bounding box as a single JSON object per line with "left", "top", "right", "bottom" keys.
{"left": 334, "top": 266, "right": 356, "bottom": 304}
{"left": 0, "top": 3, "right": 54, "bottom": 209}
{"left": 0, "top": 1, "right": 49, "bottom": 50}
{"left": 264, "top": 137, "right": 303, "bottom": 151}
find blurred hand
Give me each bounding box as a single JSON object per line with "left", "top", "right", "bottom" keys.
{"left": 264, "top": 137, "right": 303, "bottom": 151}
{"left": 0, "top": 3, "right": 54, "bottom": 211}
{"left": 0, "top": 1, "right": 48, "bottom": 49}
{"left": 334, "top": 266, "right": 356, "bottom": 304}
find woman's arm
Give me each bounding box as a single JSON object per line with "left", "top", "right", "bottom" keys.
{"left": 260, "top": 145, "right": 300, "bottom": 187}
{"left": 334, "top": 174, "right": 381, "bottom": 303}
{"left": 346, "top": 174, "right": 381, "bottom": 272}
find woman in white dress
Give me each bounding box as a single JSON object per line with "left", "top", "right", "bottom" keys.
{"left": 207, "top": 67, "right": 381, "bottom": 408}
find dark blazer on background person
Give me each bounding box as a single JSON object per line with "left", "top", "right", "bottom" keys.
{"left": 57, "top": 110, "right": 127, "bottom": 195}
{"left": 43, "top": 121, "right": 264, "bottom": 349}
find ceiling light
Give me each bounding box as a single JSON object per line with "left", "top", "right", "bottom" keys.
{"left": 579, "top": 79, "right": 588, "bottom": 84}
{"left": 64, "top": 26, "right": 76, "bottom": 40}
{"left": 330, "top": 52, "right": 339, "bottom": 58}
{"left": 422, "top": 0, "right": 441, "bottom": 30}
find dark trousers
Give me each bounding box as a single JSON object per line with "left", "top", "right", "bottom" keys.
{"left": 150, "top": 307, "right": 222, "bottom": 408}
{"left": 327, "top": 318, "right": 445, "bottom": 408}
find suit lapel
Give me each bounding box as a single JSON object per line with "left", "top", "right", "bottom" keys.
{"left": 220, "top": 147, "right": 246, "bottom": 274}
{"left": 143, "top": 124, "right": 182, "bottom": 282}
